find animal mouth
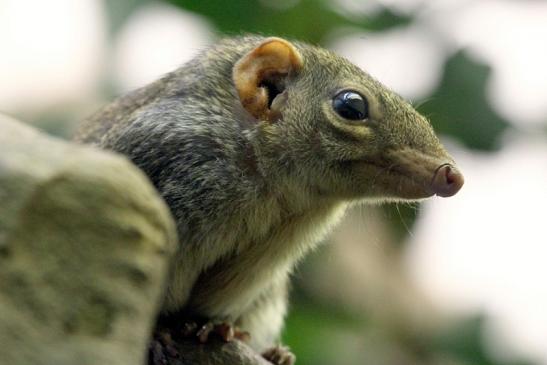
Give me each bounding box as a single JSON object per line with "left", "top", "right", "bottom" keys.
{"left": 361, "top": 160, "right": 435, "bottom": 199}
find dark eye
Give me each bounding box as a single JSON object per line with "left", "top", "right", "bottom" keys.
{"left": 332, "top": 90, "right": 369, "bottom": 120}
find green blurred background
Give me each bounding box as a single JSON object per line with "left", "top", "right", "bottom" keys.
{"left": 2, "top": 1, "right": 547, "bottom": 364}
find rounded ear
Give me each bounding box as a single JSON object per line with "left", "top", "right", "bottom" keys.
{"left": 233, "top": 37, "right": 303, "bottom": 121}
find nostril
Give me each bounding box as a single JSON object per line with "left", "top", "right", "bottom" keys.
{"left": 431, "top": 164, "right": 464, "bottom": 197}
{"left": 445, "top": 168, "right": 456, "bottom": 185}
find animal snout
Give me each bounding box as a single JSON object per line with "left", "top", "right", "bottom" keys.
{"left": 431, "top": 163, "right": 464, "bottom": 197}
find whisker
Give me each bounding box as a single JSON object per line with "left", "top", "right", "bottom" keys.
{"left": 413, "top": 97, "right": 436, "bottom": 110}
{"left": 396, "top": 203, "right": 414, "bottom": 238}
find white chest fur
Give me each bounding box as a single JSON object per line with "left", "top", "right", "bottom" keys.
{"left": 189, "top": 201, "right": 348, "bottom": 319}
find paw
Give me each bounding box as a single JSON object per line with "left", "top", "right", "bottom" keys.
{"left": 262, "top": 345, "right": 296, "bottom": 365}
{"left": 181, "top": 320, "right": 251, "bottom": 344}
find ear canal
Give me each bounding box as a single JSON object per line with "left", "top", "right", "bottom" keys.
{"left": 233, "top": 37, "right": 303, "bottom": 121}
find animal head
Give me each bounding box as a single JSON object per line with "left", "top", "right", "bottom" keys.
{"left": 233, "top": 37, "right": 464, "bottom": 202}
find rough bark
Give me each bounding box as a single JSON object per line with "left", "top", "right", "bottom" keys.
{"left": 148, "top": 332, "right": 272, "bottom": 365}
{"left": 0, "top": 115, "right": 273, "bottom": 365}
{"left": 0, "top": 115, "right": 177, "bottom": 365}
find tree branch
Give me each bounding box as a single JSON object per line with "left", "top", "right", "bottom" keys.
{"left": 149, "top": 333, "right": 272, "bottom": 365}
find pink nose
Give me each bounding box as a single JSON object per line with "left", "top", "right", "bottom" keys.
{"left": 431, "top": 164, "right": 464, "bottom": 197}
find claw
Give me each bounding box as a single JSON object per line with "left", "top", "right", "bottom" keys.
{"left": 181, "top": 321, "right": 198, "bottom": 336}
{"left": 196, "top": 322, "right": 214, "bottom": 343}
{"left": 180, "top": 319, "right": 251, "bottom": 344}
{"left": 235, "top": 329, "right": 251, "bottom": 343}
{"left": 215, "top": 322, "right": 235, "bottom": 342}
{"left": 157, "top": 331, "right": 173, "bottom": 345}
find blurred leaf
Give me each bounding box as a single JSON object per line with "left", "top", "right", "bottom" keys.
{"left": 430, "top": 316, "right": 533, "bottom": 365}
{"left": 166, "top": 0, "right": 410, "bottom": 43}
{"left": 417, "top": 51, "right": 511, "bottom": 151}
{"left": 283, "top": 301, "right": 366, "bottom": 365}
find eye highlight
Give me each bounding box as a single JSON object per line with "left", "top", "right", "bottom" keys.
{"left": 332, "top": 90, "right": 369, "bottom": 121}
